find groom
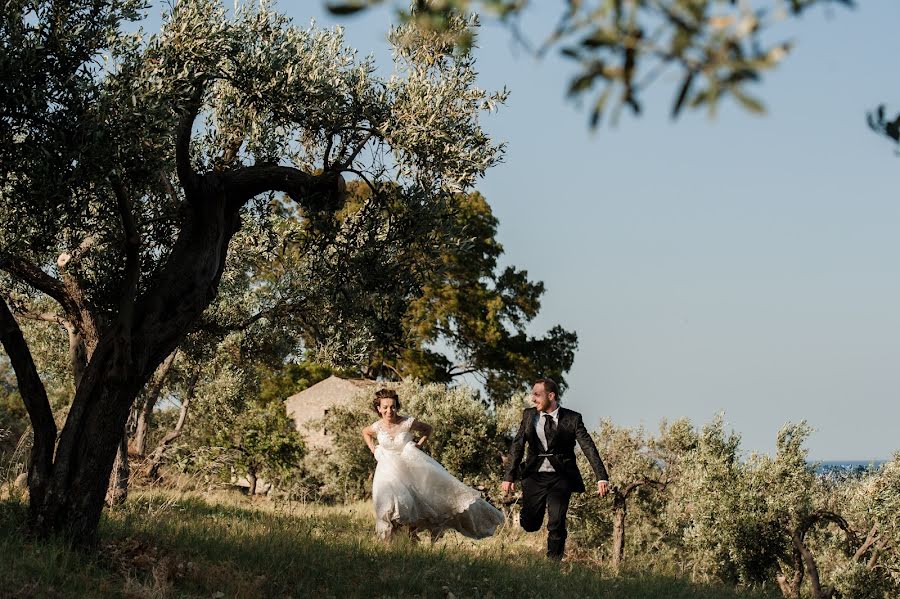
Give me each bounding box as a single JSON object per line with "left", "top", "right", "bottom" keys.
{"left": 502, "top": 378, "right": 609, "bottom": 560}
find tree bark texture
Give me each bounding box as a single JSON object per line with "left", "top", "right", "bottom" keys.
{"left": 106, "top": 433, "right": 129, "bottom": 506}
{"left": 0, "top": 298, "right": 57, "bottom": 523}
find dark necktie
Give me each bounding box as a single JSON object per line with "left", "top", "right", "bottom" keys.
{"left": 543, "top": 414, "right": 556, "bottom": 447}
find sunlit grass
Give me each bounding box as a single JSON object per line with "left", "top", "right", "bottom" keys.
{"left": 0, "top": 490, "right": 781, "bottom": 598}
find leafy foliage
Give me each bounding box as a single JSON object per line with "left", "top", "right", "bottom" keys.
{"left": 326, "top": 0, "right": 853, "bottom": 127}
{"left": 255, "top": 361, "right": 336, "bottom": 406}
{"left": 868, "top": 105, "right": 900, "bottom": 147}
{"left": 337, "top": 186, "right": 578, "bottom": 402}
{"left": 214, "top": 399, "right": 305, "bottom": 491}
{"left": 0, "top": 359, "right": 27, "bottom": 457}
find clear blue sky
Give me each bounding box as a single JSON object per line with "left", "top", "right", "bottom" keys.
{"left": 151, "top": 2, "right": 900, "bottom": 460}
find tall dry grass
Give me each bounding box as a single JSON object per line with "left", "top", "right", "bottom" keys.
{"left": 0, "top": 488, "right": 784, "bottom": 598}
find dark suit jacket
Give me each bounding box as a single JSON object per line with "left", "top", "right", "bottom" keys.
{"left": 503, "top": 407, "right": 608, "bottom": 493}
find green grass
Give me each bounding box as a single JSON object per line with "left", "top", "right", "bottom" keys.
{"left": 0, "top": 491, "right": 782, "bottom": 598}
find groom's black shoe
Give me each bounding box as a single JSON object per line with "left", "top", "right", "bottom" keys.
{"left": 547, "top": 539, "right": 565, "bottom": 560}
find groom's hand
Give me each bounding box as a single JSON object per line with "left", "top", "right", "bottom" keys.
{"left": 502, "top": 481, "right": 515, "bottom": 495}
{"left": 597, "top": 481, "right": 609, "bottom": 497}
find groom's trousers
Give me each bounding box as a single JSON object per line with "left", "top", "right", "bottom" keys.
{"left": 520, "top": 472, "right": 572, "bottom": 559}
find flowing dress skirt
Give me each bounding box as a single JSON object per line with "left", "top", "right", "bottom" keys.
{"left": 372, "top": 442, "right": 504, "bottom": 540}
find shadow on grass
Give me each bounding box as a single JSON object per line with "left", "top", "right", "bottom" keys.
{"left": 1, "top": 496, "right": 781, "bottom": 599}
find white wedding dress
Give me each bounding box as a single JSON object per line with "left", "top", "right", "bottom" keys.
{"left": 371, "top": 417, "right": 505, "bottom": 540}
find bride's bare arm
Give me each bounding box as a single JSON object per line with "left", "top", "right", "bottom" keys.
{"left": 362, "top": 425, "right": 377, "bottom": 454}
{"left": 410, "top": 419, "right": 433, "bottom": 448}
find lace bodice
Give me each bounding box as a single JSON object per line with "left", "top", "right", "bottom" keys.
{"left": 374, "top": 417, "right": 415, "bottom": 452}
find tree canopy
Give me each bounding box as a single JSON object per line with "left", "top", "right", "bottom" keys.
{"left": 330, "top": 183, "right": 578, "bottom": 401}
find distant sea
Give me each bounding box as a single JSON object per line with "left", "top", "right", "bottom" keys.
{"left": 814, "top": 460, "right": 886, "bottom": 476}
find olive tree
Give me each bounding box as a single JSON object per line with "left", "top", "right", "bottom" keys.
{"left": 0, "top": 0, "right": 503, "bottom": 540}
{"left": 675, "top": 419, "right": 898, "bottom": 598}
{"left": 568, "top": 417, "right": 695, "bottom": 570}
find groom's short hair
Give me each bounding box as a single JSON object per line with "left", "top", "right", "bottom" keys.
{"left": 372, "top": 388, "right": 401, "bottom": 413}
{"left": 534, "top": 378, "right": 560, "bottom": 402}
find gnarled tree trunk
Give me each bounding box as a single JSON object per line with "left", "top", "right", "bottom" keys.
{"left": 6, "top": 193, "right": 243, "bottom": 542}
{"left": 247, "top": 470, "right": 258, "bottom": 497}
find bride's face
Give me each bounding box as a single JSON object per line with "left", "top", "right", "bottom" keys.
{"left": 377, "top": 398, "right": 398, "bottom": 421}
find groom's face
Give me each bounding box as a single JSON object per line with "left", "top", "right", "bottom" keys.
{"left": 532, "top": 383, "right": 557, "bottom": 413}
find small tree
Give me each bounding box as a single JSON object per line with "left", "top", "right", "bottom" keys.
{"left": 674, "top": 419, "right": 897, "bottom": 598}
{"left": 216, "top": 400, "right": 305, "bottom": 496}
{"left": 819, "top": 455, "right": 900, "bottom": 599}
{"left": 568, "top": 417, "right": 695, "bottom": 569}
{"left": 675, "top": 414, "right": 748, "bottom": 583}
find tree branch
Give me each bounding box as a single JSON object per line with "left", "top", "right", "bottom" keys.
{"left": 323, "top": 131, "right": 336, "bottom": 171}
{"left": 0, "top": 297, "right": 57, "bottom": 504}
{"left": 63, "top": 320, "right": 88, "bottom": 388}
{"left": 111, "top": 177, "right": 141, "bottom": 331}
{"left": 791, "top": 510, "right": 855, "bottom": 599}
{"left": 215, "top": 134, "right": 244, "bottom": 172}
{"left": 868, "top": 537, "right": 889, "bottom": 570}
{"left": 12, "top": 301, "right": 89, "bottom": 385}
{"left": 223, "top": 164, "right": 341, "bottom": 214}
{"left": 142, "top": 365, "right": 199, "bottom": 479}
{"left": 620, "top": 480, "right": 643, "bottom": 497}
{"left": 176, "top": 84, "right": 205, "bottom": 198}
{"left": 448, "top": 366, "right": 478, "bottom": 377}
{"left": 793, "top": 530, "right": 827, "bottom": 599}
{"left": 158, "top": 170, "right": 182, "bottom": 207}
{"left": 131, "top": 349, "right": 177, "bottom": 455}
{"left": 0, "top": 253, "right": 77, "bottom": 315}
{"left": 15, "top": 309, "right": 67, "bottom": 326}
{"left": 809, "top": 511, "right": 858, "bottom": 548}
{"left": 346, "top": 166, "right": 381, "bottom": 194}
{"left": 336, "top": 133, "right": 374, "bottom": 169}
{"left": 56, "top": 235, "right": 95, "bottom": 270}
{"left": 853, "top": 523, "right": 879, "bottom": 563}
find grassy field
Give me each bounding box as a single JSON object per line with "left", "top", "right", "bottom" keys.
{"left": 0, "top": 490, "right": 782, "bottom": 599}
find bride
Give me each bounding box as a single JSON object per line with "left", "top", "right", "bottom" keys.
{"left": 362, "top": 388, "right": 505, "bottom": 540}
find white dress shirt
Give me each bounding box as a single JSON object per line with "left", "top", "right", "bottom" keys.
{"left": 536, "top": 407, "right": 559, "bottom": 472}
